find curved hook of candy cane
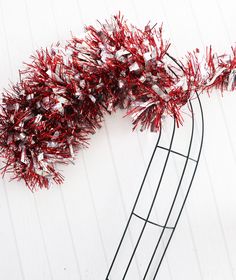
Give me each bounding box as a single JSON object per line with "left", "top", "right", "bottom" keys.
{"left": 0, "top": 14, "right": 231, "bottom": 191}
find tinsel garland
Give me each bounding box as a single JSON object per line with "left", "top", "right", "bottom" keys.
{"left": 0, "top": 13, "right": 235, "bottom": 190}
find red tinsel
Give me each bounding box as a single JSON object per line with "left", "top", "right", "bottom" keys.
{"left": 0, "top": 13, "right": 235, "bottom": 190}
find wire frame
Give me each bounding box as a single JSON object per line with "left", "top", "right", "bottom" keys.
{"left": 105, "top": 57, "right": 204, "bottom": 279}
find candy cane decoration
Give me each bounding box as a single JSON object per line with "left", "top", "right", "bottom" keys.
{"left": 0, "top": 13, "right": 235, "bottom": 279}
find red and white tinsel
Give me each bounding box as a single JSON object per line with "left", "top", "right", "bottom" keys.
{"left": 0, "top": 14, "right": 235, "bottom": 190}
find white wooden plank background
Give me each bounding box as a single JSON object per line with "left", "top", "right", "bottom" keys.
{"left": 0, "top": 0, "right": 236, "bottom": 279}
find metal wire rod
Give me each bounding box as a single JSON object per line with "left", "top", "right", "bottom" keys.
{"left": 132, "top": 213, "right": 174, "bottom": 230}
{"left": 105, "top": 52, "right": 204, "bottom": 279}
{"left": 143, "top": 100, "right": 195, "bottom": 279}
{"left": 121, "top": 120, "right": 176, "bottom": 279}
{"left": 152, "top": 92, "right": 204, "bottom": 279}
{"left": 105, "top": 125, "right": 163, "bottom": 280}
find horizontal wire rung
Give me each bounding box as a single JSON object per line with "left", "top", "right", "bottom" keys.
{"left": 132, "top": 212, "right": 175, "bottom": 230}
{"left": 157, "top": 145, "right": 197, "bottom": 162}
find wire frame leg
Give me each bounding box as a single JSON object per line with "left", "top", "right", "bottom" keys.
{"left": 105, "top": 92, "right": 204, "bottom": 280}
